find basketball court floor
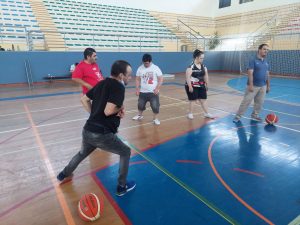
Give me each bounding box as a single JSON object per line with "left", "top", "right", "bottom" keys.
{"left": 0, "top": 73, "right": 299, "bottom": 225}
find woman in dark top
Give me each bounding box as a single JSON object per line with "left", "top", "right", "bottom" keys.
{"left": 185, "top": 49, "right": 214, "bottom": 120}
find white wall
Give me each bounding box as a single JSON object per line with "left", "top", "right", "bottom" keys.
{"left": 66, "top": 0, "right": 300, "bottom": 17}
{"left": 192, "top": 0, "right": 300, "bottom": 17}
{"left": 190, "top": 0, "right": 219, "bottom": 17}
{"left": 81, "top": 0, "right": 200, "bottom": 14}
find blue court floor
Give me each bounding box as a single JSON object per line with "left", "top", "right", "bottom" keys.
{"left": 94, "top": 77, "right": 300, "bottom": 225}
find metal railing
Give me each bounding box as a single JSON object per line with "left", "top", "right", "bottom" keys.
{"left": 177, "top": 19, "right": 206, "bottom": 50}
{"left": 1, "top": 26, "right": 299, "bottom": 52}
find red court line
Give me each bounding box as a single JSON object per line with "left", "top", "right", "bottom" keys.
{"left": 208, "top": 124, "right": 275, "bottom": 225}
{"left": 129, "top": 160, "right": 148, "bottom": 165}
{"left": 0, "top": 186, "right": 53, "bottom": 218}
{"left": 90, "top": 119, "right": 219, "bottom": 224}
{"left": 176, "top": 160, "right": 203, "bottom": 164}
{"left": 91, "top": 172, "right": 132, "bottom": 225}
{"left": 0, "top": 168, "right": 101, "bottom": 219}
{"left": 0, "top": 110, "right": 219, "bottom": 221}
{"left": 233, "top": 168, "right": 265, "bottom": 178}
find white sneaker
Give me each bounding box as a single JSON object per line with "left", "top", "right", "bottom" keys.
{"left": 132, "top": 115, "right": 143, "bottom": 120}
{"left": 204, "top": 113, "right": 214, "bottom": 119}
{"left": 153, "top": 119, "right": 160, "bottom": 125}
{"left": 187, "top": 113, "right": 194, "bottom": 120}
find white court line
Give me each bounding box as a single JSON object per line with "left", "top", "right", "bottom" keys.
{"left": 274, "top": 124, "right": 300, "bottom": 133}
{"left": 267, "top": 98, "right": 300, "bottom": 107}
{"left": 206, "top": 95, "right": 300, "bottom": 118}
{"left": 269, "top": 94, "right": 291, "bottom": 99}
{"left": 0, "top": 137, "right": 80, "bottom": 157}
{"left": 0, "top": 101, "right": 187, "bottom": 135}
{"left": 0, "top": 127, "right": 29, "bottom": 135}
{"left": 0, "top": 95, "right": 139, "bottom": 118}
{"left": 36, "top": 118, "right": 85, "bottom": 128}
{"left": 0, "top": 105, "right": 81, "bottom": 117}
{"left": 164, "top": 81, "right": 300, "bottom": 107}
{"left": 161, "top": 94, "right": 300, "bottom": 134}
{"left": 0, "top": 112, "right": 205, "bottom": 157}
{"left": 245, "top": 132, "right": 253, "bottom": 136}
{"left": 1, "top": 94, "right": 298, "bottom": 158}
{"left": 261, "top": 137, "right": 271, "bottom": 141}
{"left": 119, "top": 111, "right": 204, "bottom": 131}
{"left": 279, "top": 142, "right": 290, "bottom": 147}
{"left": 262, "top": 108, "right": 300, "bottom": 118}
{"left": 1, "top": 94, "right": 297, "bottom": 157}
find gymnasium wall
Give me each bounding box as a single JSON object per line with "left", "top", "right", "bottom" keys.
{"left": 0, "top": 51, "right": 221, "bottom": 84}
{"left": 0, "top": 50, "right": 298, "bottom": 85}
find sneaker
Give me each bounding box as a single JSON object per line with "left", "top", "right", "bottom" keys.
{"left": 251, "top": 115, "right": 262, "bottom": 122}
{"left": 116, "top": 181, "right": 136, "bottom": 197}
{"left": 153, "top": 119, "right": 160, "bottom": 125}
{"left": 204, "top": 113, "right": 214, "bottom": 119}
{"left": 233, "top": 115, "right": 241, "bottom": 123}
{"left": 57, "top": 171, "right": 66, "bottom": 182}
{"left": 187, "top": 113, "right": 194, "bottom": 120}
{"left": 57, "top": 171, "right": 73, "bottom": 182}
{"left": 132, "top": 115, "right": 143, "bottom": 120}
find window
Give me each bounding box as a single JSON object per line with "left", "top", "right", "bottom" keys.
{"left": 240, "top": 0, "right": 253, "bottom": 3}
{"left": 219, "top": 0, "right": 231, "bottom": 8}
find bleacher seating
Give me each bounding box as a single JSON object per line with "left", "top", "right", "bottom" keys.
{"left": 42, "top": 0, "right": 176, "bottom": 50}
{"left": 0, "top": 0, "right": 42, "bottom": 50}
{"left": 0, "top": 0, "right": 299, "bottom": 51}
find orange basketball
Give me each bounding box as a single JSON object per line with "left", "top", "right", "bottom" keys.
{"left": 265, "top": 113, "right": 279, "bottom": 125}
{"left": 78, "top": 193, "right": 102, "bottom": 222}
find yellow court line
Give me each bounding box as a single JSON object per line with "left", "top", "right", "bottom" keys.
{"left": 24, "top": 104, "right": 76, "bottom": 225}
{"left": 288, "top": 215, "right": 300, "bottom": 225}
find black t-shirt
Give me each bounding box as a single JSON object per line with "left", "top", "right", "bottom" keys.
{"left": 84, "top": 77, "right": 125, "bottom": 134}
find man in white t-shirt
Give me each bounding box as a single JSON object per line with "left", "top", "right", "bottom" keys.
{"left": 132, "top": 54, "right": 163, "bottom": 125}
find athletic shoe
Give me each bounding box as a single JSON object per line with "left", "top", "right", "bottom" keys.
{"left": 204, "top": 113, "right": 214, "bottom": 119}
{"left": 187, "top": 113, "right": 194, "bottom": 119}
{"left": 57, "top": 171, "right": 73, "bottom": 182}
{"left": 57, "top": 171, "right": 66, "bottom": 181}
{"left": 132, "top": 115, "right": 144, "bottom": 120}
{"left": 233, "top": 116, "right": 240, "bottom": 123}
{"left": 153, "top": 119, "right": 160, "bottom": 125}
{"left": 251, "top": 115, "right": 262, "bottom": 122}
{"left": 116, "top": 181, "right": 136, "bottom": 197}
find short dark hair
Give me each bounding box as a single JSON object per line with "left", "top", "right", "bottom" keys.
{"left": 111, "top": 60, "right": 131, "bottom": 77}
{"left": 142, "top": 53, "right": 152, "bottom": 62}
{"left": 258, "top": 44, "right": 269, "bottom": 50}
{"left": 83, "top": 48, "right": 96, "bottom": 59}
{"left": 193, "top": 49, "right": 204, "bottom": 59}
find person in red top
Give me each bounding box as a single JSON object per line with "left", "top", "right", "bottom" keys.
{"left": 72, "top": 48, "right": 104, "bottom": 94}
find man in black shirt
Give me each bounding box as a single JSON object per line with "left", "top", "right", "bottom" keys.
{"left": 57, "top": 60, "right": 136, "bottom": 197}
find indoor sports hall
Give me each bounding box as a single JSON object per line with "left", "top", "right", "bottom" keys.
{"left": 0, "top": 0, "right": 300, "bottom": 225}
